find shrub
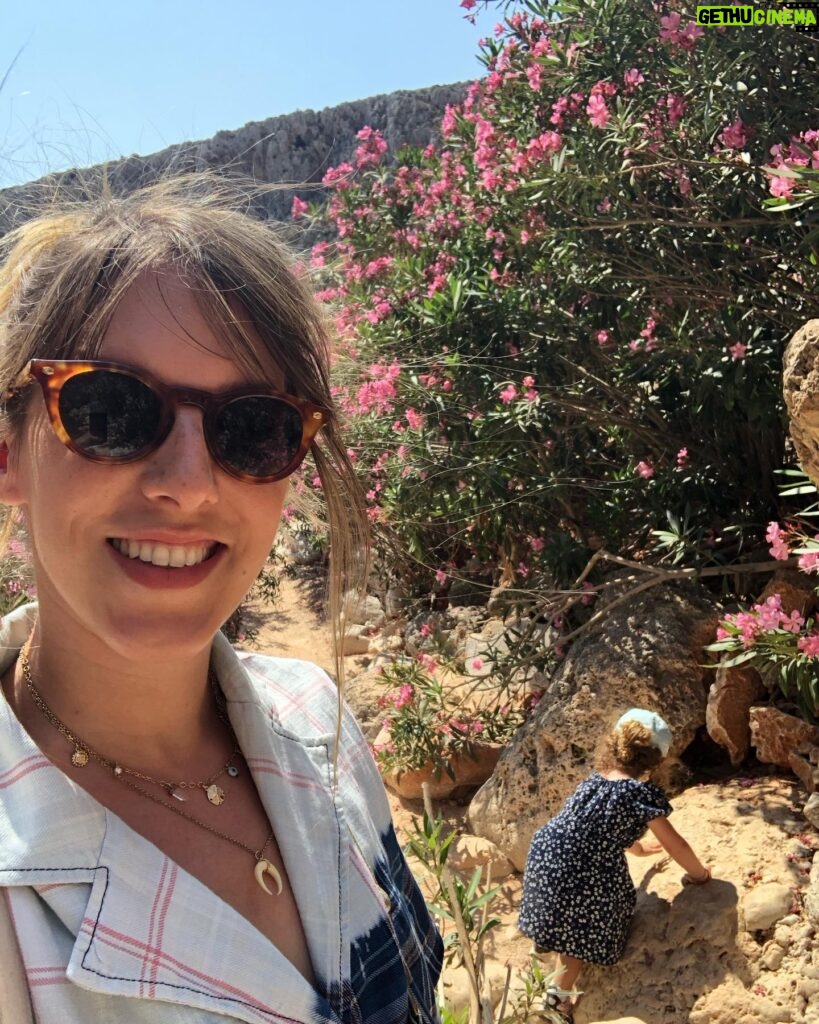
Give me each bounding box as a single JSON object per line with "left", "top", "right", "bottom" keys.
{"left": 311, "top": 0, "right": 818, "bottom": 603}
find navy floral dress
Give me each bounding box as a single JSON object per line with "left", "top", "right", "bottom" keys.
{"left": 518, "top": 773, "right": 672, "bottom": 964}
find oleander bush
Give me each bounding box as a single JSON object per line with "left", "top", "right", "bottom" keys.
{"left": 306, "top": 0, "right": 818, "bottom": 609}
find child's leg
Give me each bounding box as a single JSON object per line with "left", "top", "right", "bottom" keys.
{"left": 552, "top": 953, "right": 582, "bottom": 995}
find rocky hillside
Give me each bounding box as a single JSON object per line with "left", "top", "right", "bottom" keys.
{"left": 0, "top": 82, "right": 467, "bottom": 240}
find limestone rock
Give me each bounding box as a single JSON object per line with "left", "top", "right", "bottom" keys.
{"left": 439, "top": 961, "right": 510, "bottom": 1015}
{"left": 706, "top": 663, "right": 766, "bottom": 765}
{"left": 743, "top": 883, "right": 794, "bottom": 931}
{"left": 783, "top": 320, "right": 819, "bottom": 486}
{"left": 805, "top": 855, "right": 819, "bottom": 922}
{"left": 789, "top": 746, "right": 819, "bottom": 794}
{"left": 341, "top": 624, "right": 371, "bottom": 656}
{"left": 377, "top": 736, "right": 503, "bottom": 800}
{"left": 342, "top": 592, "right": 384, "bottom": 628}
{"left": 446, "top": 834, "right": 515, "bottom": 880}
{"left": 757, "top": 569, "right": 818, "bottom": 619}
{"left": 805, "top": 792, "right": 819, "bottom": 830}
{"left": 749, "top": 706, "right": 819, "bottom": 767}
{"left": 467, "top": 585, "right": 720, "bottom": 869}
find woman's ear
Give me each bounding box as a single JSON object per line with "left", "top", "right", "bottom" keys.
{"left": 0, "top": 438, "right": 26, "bottom": 506}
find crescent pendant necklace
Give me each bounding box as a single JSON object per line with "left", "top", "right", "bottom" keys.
{"left": 19, "top": 643, "right": 283, "bottom": 896}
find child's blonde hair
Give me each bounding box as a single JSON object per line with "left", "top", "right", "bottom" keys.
{"left": 596, "top": 720, "right": 664, "bottom": 777}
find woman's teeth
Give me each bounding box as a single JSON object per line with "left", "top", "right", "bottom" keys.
{"left": 110, "top": 539, "right": 214, "bottom": 568}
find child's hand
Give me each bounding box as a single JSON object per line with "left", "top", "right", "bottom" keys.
{"left": 641, "top": 838, "right": 665, "bottom": 855}
{"left": 682, "top": 867, "right": 712, "bottom": 885}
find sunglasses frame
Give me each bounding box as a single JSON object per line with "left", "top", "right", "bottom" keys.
{"left": 25, "top": 358, "right": 329, "bottom": 484}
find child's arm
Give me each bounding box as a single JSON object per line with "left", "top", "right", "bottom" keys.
{"left": 626, "top": 838, "right": 664, "bottom": 856}
{"left": 647, "top": 816, "right": 711, "bottom": 883}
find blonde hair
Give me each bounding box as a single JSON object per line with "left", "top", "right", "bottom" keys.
{"left": 0, "top": 173, "right": 369, "bottom": 690}
{"left": 596, "top": 719, "right": 664, "bottom": 777}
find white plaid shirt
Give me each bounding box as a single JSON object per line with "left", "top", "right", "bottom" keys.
{"left": 0, "top": 605, "right": 442, "bottom": 1024}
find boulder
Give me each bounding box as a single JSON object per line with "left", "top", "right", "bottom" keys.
{"left": 341, "top": 624, "right": 372, "bottom": 656}
{"left": 467, "top": 585, "right": 720, "bottom": 869}
{"left": 757, "top": 569, "right": 818, "bottom": 619}
{"left": 783, "top": 319, "right": 819, "bottom": 484}
{"left": 804, "top": 792, "right": 819, "bottom": 831}
{"left": 749, "top": 706, "right": 819, "bottom": 767}
{"left": 706, "top": 663, "right": 766, "bottom": 765}
{"left": 342, "top": 592, "right": 384, "bottom": 628}
{"left": 788, "top": 745, "right": 819, "bottom": 794}
{"left": 446, "top": 834, "right": 515, "bottom": 880}
{"left": 743, "top": 883, "right": 795, "bottom": 932}
{"left": 377, "top": 737, "right": 503, "bottom": 800}
{"left": 805, "top": 854, "right": 819, "bottom": 922}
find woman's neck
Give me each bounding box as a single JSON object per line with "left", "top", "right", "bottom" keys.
{"left": 5, "top": 624, "right": 227, "bottom": 777}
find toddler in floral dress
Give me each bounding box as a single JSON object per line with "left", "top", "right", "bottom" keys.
{"left": 518, "top": 708, "right": 711, "bottom": 1022}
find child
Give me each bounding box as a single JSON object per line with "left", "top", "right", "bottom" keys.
{"left": 518, "top": 708, "right": 710, "bottom": 1022}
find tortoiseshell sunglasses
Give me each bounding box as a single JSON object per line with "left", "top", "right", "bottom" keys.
{"left": 20, "top": 359, "right": 329, "bottom": 483}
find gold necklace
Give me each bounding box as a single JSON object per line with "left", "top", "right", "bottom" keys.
{"left": 21, "top": 648, "right": 239, "bottom": 807}
{"left": 19, "top": 644, "right": 283, "bottom": 896}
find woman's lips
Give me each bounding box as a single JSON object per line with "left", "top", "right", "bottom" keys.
{"left": 106, "top": 539, "right": 225, "bottom": 589}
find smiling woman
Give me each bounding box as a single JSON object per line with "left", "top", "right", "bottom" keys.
{"left": 0, "top": 175, "right": 443, "bottom": 1024}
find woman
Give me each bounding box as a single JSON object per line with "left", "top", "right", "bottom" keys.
{"left": 0, "top": 177, "right": 443, "bottom": 1023}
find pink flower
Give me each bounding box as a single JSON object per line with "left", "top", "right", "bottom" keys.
{"left": 291, "top": 196, "right": 309, "bottom": 219}
{"left": 798, "top": 550, "right": 819, "bottom": 574}
{"left": 530, "top": 536, "right": 545, "bottom": 552}
{"left": 635, "top": 460, "right": 654, "bottom": 480}
{"left": 596, "top": 328, "right": 611, "bottom": 345}
{"left": 587, "top": 93, "right": 610, "bottom": 129}
{"left": 765, "top": 522, "right": 790, "bottom": 561}
{"left": 666, "top": 94, "right": 686, "bottom": 126}
{"left": 720, "top": 119, "right": 748, "bottom": 151}
{"left": 526, "top": 63, "right": 543, "bottom": 92}
{"left": 435, "top": 569, "right": 448, "bottom": 586}
{"left": 729, "top": 341, "right": 747, "bottom": 361}
{"left": 676, "top": 447, "right": 689, "bottom": 469}
{"left": 769, "top": 175, "right": 795, "bottom": 199}
{"left": 420, "top": 623, "right": 432, "bottom": 638}
{"left": 499, "top": 384, "right": 518, "bottom": 404}
{"left": 405, "top": 408, "right": 424, "bottom": 430}
{"left": 624, "top": 68, "right": 645, "bottom": 91}
{"left": 418, "top": 652, "right": 438, "bottom": 674}
{"left": 460, "top": 0, "right": 477, "bottom": 8}
{"left": 393, "top": 684, "right": 414, "bottom": 709}
{"left": 798, "top": 634, "right": 819, "bottom": 657}
{"left": 471, "top": 657, "right": 484, "bottom": 671}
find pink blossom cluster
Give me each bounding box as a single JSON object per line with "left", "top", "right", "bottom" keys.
{"left": 353, "top": 361, "right": 401, "bottom": 416}
{"left": 766, "top": 521, "right": 819, "bottom": 573}
{"left": 354, "top": 126, "right": 388, "bottom": 170}
{"left": 587, "top": 81, "right": 617, "bottom": 130}
{"left": 717, "top": 594, "right": 805, "bottom": 648}
{"left": 766, "top": 129, "right": 819, "bottom": 199}
{"left": 658, "top": 11, "right": 704, "bottom": 51}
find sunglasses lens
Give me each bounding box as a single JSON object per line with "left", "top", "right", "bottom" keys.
{"left": 214, "top": 397, "right": 305, "bottom": 479}
{"left": 59, "top": 370, "right": 161, "bottom": 458}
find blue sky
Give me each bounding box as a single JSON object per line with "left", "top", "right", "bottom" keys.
{"left": 0, "top": 1, "right": 498, "bottom": 189}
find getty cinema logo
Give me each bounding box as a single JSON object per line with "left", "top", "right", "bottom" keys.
{"left": 696, "top": 2, "right": 818, "bottom": 29}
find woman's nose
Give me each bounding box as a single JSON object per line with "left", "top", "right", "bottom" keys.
{"left": 139, "top": 405, "right": 219, "bottom": 509}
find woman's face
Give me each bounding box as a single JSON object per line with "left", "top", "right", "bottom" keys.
{"left": 0, "top": 269, "right": 290, "bottom": 662}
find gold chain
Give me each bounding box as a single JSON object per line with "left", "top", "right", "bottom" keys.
{"left": 20, "top": 647, "right": 240, "bottom": 806}
{"left": 19, "top": 642, "right": 283, "bottom": 895}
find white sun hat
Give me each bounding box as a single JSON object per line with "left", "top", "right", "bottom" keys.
{"left": 614, "top": 707, "right": 672, "bottom": 757}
